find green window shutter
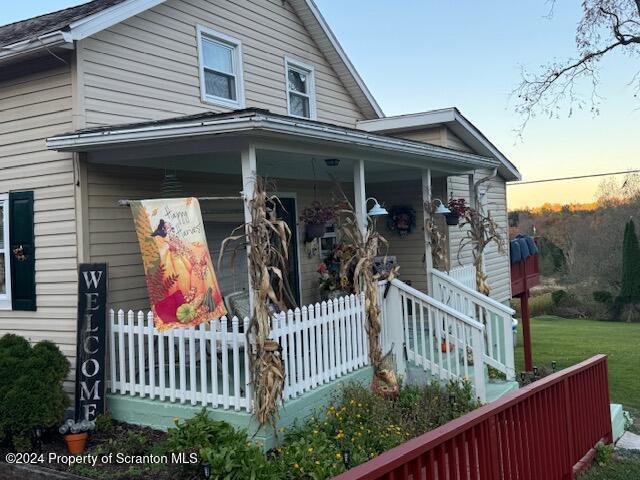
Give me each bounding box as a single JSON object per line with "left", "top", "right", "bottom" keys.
{"left": 9, "top": 191, "right": 35, "bottom": 311}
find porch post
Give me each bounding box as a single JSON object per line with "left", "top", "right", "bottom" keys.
{"left": 422, "top": 169, "right": 434, "bottom": 294}
{"left": 353, "top": 159, "right": 367, "bottom": 234}
{"left": 241, "top": 143, "right": 257, "bottom": 314}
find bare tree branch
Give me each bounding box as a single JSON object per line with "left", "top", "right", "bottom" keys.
{"left": 514, "top": 0, "right": 640, "bottom": 134}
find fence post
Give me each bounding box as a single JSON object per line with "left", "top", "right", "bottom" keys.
{"left": 502, "top": 312, "right": 516, "bottom": 380}
{"left": 471, "top": 327, "right": 486, "bottom": 403}
{"left": 384, "top": 283, "right": 406, "bottom": 378}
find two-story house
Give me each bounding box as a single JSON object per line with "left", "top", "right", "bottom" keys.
{"left": 0, "top": 0, "right": 521, "bottom": 439}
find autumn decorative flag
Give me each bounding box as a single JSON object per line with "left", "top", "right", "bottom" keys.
{"left": 130, "top": 198, "right": 226, "bottom": 331}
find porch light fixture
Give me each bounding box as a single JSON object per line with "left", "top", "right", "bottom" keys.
{"left": 324, "top": 158, "right": 340, "bottom": 167}
{"left": 433, "top": 198, "right": 451, "bottom": 215}
{"left": 366, "top": 197, "right": 388, "bottom": 216}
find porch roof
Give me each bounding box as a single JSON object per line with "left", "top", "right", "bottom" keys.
{"left": 46, "top": 108, "right": 500, "bottom": 173}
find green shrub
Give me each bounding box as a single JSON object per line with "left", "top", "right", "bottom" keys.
{"left": 593, "top": 291, "right": 614, "bottom": 304}
{"left": 551, "top": 289, "right": 569, "bottom": 306}
{"left": 165, "top": 409, "right": 275, "bottom": 480}
{"left": 94, "top": 412, "right": 115, "bottom": 434}
{"left": 0, "top": 335, "right": 70, "bottom": 451}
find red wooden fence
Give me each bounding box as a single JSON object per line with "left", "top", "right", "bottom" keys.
{"left": 334, "top": 355, "right": 612, "bottom": 480}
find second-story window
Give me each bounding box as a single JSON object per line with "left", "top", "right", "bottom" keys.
{"left": 285, "top": 57, "right": 316, "bottom": 119}
{"left": 197, "top": 26, "right": 244, "bottom": 108}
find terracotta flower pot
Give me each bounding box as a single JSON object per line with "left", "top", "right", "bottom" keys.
{"left": 65, "top": 432, "right": 88, "bottom": 455}
{"left": 445, "top": 213, "right": 460, "bottom": 226}
{"left": 305, "top": 222, "right": 326, "bottom": 240}
{"left": 441, "top": 340, "right": 455, "bottom": 353}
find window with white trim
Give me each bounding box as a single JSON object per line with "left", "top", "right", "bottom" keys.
{"left": 285, "top": 57, "right": 316, "bottom": 119}
{"left": 0, "top": 195, "right": 11, "bottom": 310}
{"left": 197, "top": 26, "right": 244, "bottom": 108}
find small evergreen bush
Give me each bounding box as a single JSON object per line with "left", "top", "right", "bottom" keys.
{"left": 593, "top": 291, "right": 614, "bottom": 304}
{"left": 551, "top": 289, "right": 569, "bottom": 306}
{"left": 0, "top": 334, "right": 70, "bottom": 451}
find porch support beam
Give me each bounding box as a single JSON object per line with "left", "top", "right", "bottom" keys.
{"left": 353, "top": 159, "right": 367, "bottom": 235}
{"left": 241, "top": 143, "right": 257, "bottom": 314}
{"left": 422, "top": 169, "right": 434, "bottom": 294}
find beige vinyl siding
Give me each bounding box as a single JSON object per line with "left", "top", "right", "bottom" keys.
{"left": 79, "top": 0, "right": 365, "bottom": 128}
{"left": 86, "top": 164, "right": 354, "bottom": 310}
{"left": 86, "top": 165, "right": 247, "bottom": 310}
{"left": 391, "top": 126, "right": 511, "bottom": 301}
{"left": 475, "top": 169, "right": 511, "bottom": 302}
{"left": 392, "top": 127, "right": 444, "bottom": 145}
{"left": 0, "top": 65, "right": 78, "bottom": 368}
{"left": 368, "top": 180, "right": 427, "bottom": 292}
{"left": 446, "top": 170, "right": 511, "bottom": 302}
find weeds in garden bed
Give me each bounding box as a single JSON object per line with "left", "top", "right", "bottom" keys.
{"left": 12, "top": 379, "right": 478, "bottom": 480}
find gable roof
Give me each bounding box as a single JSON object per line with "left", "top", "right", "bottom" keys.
{"left": 0, "top": 0, "right": 383, "bottom": 119}
{"left": 0, "top": 0, "right": 126, "bottom": 47}
{"left": 357, "top": 108, "right": 521, "bottom": 181}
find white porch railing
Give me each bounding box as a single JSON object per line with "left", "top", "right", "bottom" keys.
{"left": 108, "top": 293, "right": 368, "bottom": 412}
{"left": 430, "top": 269, "right": 516, "bottom": 380}
{"left": 380, "top": 279, "right": 487, "bottom": 402}
{"left": 448, "top": 265, "right": 477, "bottom": 291}
{"left": 108, "top": 310, "right": 252, "bottom": 411}
{"left": 272, "top": 293, "right": 368, "bottom": 401}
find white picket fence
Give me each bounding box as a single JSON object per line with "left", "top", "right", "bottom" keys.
{"left": 108, "top": 292, "right": 369, "bottom": 411}
{"left": 448, "top": 265, "right": 477, "bottom": 291}
{"left": 109, "top": 311, "right": 252, "bottom": 411}
{"left": 271, "top": 293, "right": 368, "bottom": 401}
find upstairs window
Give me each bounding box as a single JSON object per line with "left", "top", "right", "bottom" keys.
{"left": 285, "top": 57, "right": 316, "bottom": 119}
{"left": 197, "top": 26, "right": 244, "bottom": 108}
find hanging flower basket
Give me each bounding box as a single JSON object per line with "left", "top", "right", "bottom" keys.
{"left": 445, "top": 213, "right": 460, "bottom": 226}
{"left": 305, "top": 222, "right": 327, "bottom": 240}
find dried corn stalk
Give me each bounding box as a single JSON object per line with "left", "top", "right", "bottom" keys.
{"left": 424, "top": 200, "right": 449, "bottom": 272}
{"left": 457, "top": 170, "right": 506, "bottom": 295}
{"left": 333, "top": 187, "right": 398, "bottom": 389}
{"left": 218, "top": 177, "right": 292, "bottom": 430}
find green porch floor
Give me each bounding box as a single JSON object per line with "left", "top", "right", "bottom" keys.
{"left": 107, "top": 366, "right": 373, "bottom": 450}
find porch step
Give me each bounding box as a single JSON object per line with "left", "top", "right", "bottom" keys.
{"left": 404, "top": 362, "right": 519, "bottom": 404}
{"left": 611, "top": 403, "right": 627, "bottom": 443}
{"left": 485, "top": 379, "right": 519, "bottom": 403}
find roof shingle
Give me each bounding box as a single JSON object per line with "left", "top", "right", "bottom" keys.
{"left": 0, "top": 0, "right": 126, "bottom": 47}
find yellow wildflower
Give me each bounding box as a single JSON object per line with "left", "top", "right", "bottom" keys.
{"left": 307, "top": 447, "right": 314, "bottom": 453}
{"left": 335, "top": 453, "right": 342, "bottom": 460}
{"left": 294, "top": 463, "right": 299, "bottom": 469}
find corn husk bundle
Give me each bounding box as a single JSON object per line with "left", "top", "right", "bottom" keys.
{"left": 457, "top": 170, "right": 506, "bottom": 295}
{"left": 333, "top": 187, "right": 398, "bottom": 389}
{"left": 218, "top": 177, "right": 294, "bottom": 430}
{"left": 424, "top": 200, "right": 450, "bottom": 272}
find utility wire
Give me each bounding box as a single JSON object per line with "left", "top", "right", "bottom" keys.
{"left": 509, "top": 169, "right": 640, "bottom": 186}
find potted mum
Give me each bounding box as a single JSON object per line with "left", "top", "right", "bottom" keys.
{"left": 445, "top": 198, "right": 468, "bottom": 226}
{"left": 300, "top": 200, "right": 336, "bottom": 240}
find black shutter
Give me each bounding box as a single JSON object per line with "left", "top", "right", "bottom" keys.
{"left": 9, "top": 191, "right": 36, "bottom": 311}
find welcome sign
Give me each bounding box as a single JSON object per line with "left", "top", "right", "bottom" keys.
{"left": 130, "top": 198, "right": 226, "bottom": 331}
{"left": 75, "top": 263, "right": 107, "bottom": 422}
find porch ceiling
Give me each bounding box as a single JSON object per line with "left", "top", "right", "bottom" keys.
{"left": 48, "top": 109, "right": 500, "bottom": 177}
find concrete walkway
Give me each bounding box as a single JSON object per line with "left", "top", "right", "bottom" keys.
{"left": 616, "top": 431, "right": 640, "bottom": 451}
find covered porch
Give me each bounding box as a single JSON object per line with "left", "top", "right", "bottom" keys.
{"left": 47, "top": 109, "right": 514, "bottom": 440}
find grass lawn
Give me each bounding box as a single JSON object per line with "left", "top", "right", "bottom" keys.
{"left": 579, "top": 449, "right": 640, "bottom": 479}
{"left": 514, "top": 315, "right": 640, "bottom": 411}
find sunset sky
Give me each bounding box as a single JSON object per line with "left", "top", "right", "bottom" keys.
{"left": 3, "top": 1, "right": 638, "bottom": 209}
